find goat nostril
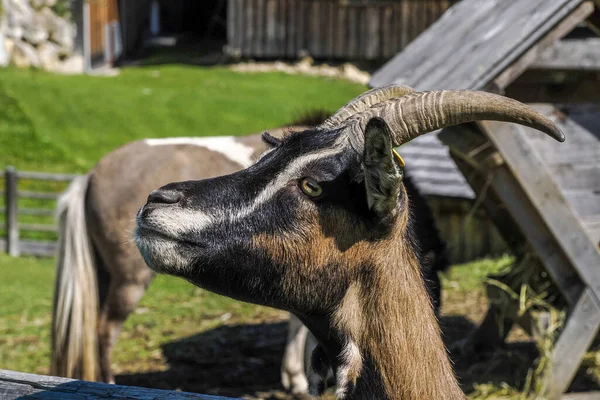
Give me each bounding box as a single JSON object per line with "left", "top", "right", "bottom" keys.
{"left": 147, "top": 189, "right": 183, "bottom": 205}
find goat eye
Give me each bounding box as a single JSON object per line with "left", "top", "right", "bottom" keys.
{"left": 299, "top": 178, "right": 323, "bottom": 197}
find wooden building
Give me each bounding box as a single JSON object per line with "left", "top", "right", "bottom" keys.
{"left": 226, "top": 0, "right": 459, "bottom": 60}
{"left": 371, "top": 0, "right": 600, "bottom": 397}
{"left": 75, "top": 0, "right": 460, "bottom": 69}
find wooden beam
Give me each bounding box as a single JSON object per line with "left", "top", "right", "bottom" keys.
{"left": 480, "top": 120, "right": 600, "bottom": 304}
{"left": 530, "top": 38, "right": 600, "bottom": 70}
{"left": 0, "top": 369, "right": 232, "bottom": 400}
{"left": 545, "top": 287, "right": 600, "bottom": 399}
{"left": 492, "top": 1, "right": 595, "bottom": 90}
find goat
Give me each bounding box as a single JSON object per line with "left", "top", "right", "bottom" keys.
{"left": 51, "top": 107, "right": 445, "bottom": 392}
{"left": 135, "top": 85, "right": 564, "bottom": 399}
{"left": 50, "top": 114, "right": 320, "bottom": 383}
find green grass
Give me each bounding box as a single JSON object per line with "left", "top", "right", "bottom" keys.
{"left": 0, "top": 253, "right": 286, "bottom": 376}
{"left": 0, "top": 66, "right": 365, "bottom": 173}
{"left": 0, "top": 65, "right": 364, "bottom": 241}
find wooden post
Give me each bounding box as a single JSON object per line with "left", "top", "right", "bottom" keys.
{"left": 5, "top": 166, "right": 19, "bottom": 257}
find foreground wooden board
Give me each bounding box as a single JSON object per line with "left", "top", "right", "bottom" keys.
{"left": 0, "top": 369, "right": 236, "bottom": 400}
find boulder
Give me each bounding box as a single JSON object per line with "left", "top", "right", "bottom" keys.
{"left": 22, "top": 10, "right": 50, "bottom": 44}
{"left": 4, "top": 0, "right": 34, "bottom": 39}
{"left": 42, "top": 7, "right": 75, "bottom": 51}
{"left": 37, "top": 40, "right": 61, "bottom": 69}
{"left": 52, "top": 54, "right": 84, "bottom": 74}
{"left": 11, "top": 39, "right": 40, "bottom": 68}
{"left": 0, "top": 33, "right": 10, "bottom": 67}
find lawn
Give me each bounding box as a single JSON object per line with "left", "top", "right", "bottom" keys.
{"left": 0, "top": 65, "right": 365, "bottom": 241}
{"left": 0, "top": 66, "right": 365, "bottom": 173}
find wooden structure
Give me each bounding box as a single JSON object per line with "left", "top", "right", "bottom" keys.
{"left": 0, "top": 167, "right": 75, "bottom": 257}
{"left": 371, "top": 0, "right": 600, "bottom": 398}
{"left": 226, "top": 0, "right": 458, "bottom": 60}
{"left": 0, "top": 369, "right": 232, "bottom": 400}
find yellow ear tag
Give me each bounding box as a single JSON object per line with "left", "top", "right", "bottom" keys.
{"left": 392, "top": 149, "right": 405, "bottom": 168}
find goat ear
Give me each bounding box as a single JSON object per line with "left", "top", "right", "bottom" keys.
{"left": 363, "top": 117, "right": 403, "bottom": 219}
{"left": 262, "top": 131, "right": 282, "bottom": 148}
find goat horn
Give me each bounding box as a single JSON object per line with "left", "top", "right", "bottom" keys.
{"left": 344, "top": 90, "right": 565, "bottom": 146}
{"left": 321, "top": 84, "right": 416, "bottom": 128}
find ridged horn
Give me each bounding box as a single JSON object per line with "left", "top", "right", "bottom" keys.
{"left": 321, "top": 84, "right": 416, "bottom": 129}
{"left": 344, "top": 90, "right": 565, "bottom": 147}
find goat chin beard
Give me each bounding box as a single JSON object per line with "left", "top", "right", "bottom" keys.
{"left": 135, "top": 234, "right": 190, "bottom": 275}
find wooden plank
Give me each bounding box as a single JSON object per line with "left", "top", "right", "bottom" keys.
{"left": 365, "top": 7, "right": 380, "bottom": 60}
{"left": 480, "top": 120, "right": 600, "bottom": 301}
{"left": 17, "top": 171, "right": 78, "bottom": 182}
{"left": 17, "top": 191, "right": 59, "bottom": 200}
{"left": 334, "top": 2, "right": 346, "bottom": 59}
{"left": 19, "top": 208, "right": 54, "bottom": 217}
{"left": 244, "top": 0, "right": 255, "bottom": 57}
{"left": 265, "top": 0, "right": 276, "bottom": 57}
{"left": 5, "top": 167, "right": 19, "bottom": 257}
{"left": 370, "top": 0, "right": 589, "bottom": 90}
{"left": 547, "top": 164, "right": 600, "bottom": 192}
{"left": 0, "top": 369, "right": 233, "bottom": 400}
{"left": 545, "top": 288, "right": 600, "bottom": 399}
{"left": 492, "top": 1, "right": 594, "bottom": 90}
{"left": 531, "top": 38, "right": 600, "bottom": 70}
{"left": 563, "top": 190, "right": 600, "bottom": 218}
{"left": 444, "top": 131, "right": 586, "bottom": 304}
{"left": 563, "top": 392, "right": 600, "bottom": 400}
{"left": 20, "top": 223, "right": 58, "bottom": 233}
{"left": 255, "top": 0, "right": 265, "bottom": 57}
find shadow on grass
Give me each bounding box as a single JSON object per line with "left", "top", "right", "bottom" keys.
{"left": 114, "top": 317, "right": 600, "bottom": 399}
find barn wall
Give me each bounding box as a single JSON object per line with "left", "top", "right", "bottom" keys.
{"left": 428, "top": 196, "right": 509, "bottom": 264}
{"left": 226, "top": 0, "right": 458, "bottom": 60}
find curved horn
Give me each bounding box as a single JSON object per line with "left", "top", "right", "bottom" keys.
{"left": 321, "top": 84, "right": 416, "bottom": 128}
{"left": 344, "top": 90, "right": 565, "bottom": 147}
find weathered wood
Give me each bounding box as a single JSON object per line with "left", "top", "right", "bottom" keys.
{"left": 5, "top": 166, "right": 19, "bottom": 257}
{"left": 0, "top": 369, "right": 234, "bottom": 400}
{"left": 449, "top": 151, "right": 584, "bottom": 305}
{"left": 19, "top": 208, "right": 55, "bottom": 217}
{"left": 563, "top": 392, "right": 600, "bottom": 400}
{"left": 17, "top": 171, "right": 79, "bottom": 181}
{"left": 17, "top": 191, "right": 60, "bottom": 200}
{"left": 492, "top": 1, "right": 594, "bottom": 90}
{"left": 480, "top": 121, "right": 600, "bottom": 300}
{"left": 531, "top": 38, "right": 600, "bottom": 70}
{"left": 370, "top": 0, "right": 592, "bottom": 89}
{"left": 20, "top": 224, "right": 58, "bottom": 233}
{"left": 545, "top": 288, "right": 600, "bottom": 399}
{"left": 228, "top": 0, "right": 453, "bottom": 59}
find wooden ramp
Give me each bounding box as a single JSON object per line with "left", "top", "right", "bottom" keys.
{"left": 371, "top": 0, "right": 600, "bottom": 398}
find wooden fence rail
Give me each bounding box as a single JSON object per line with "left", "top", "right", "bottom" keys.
{"left": 0, "top": 369, "right": 234, "bottom": 400}
{"left": 1, "top": 166, "right": 79, "bottom": 257}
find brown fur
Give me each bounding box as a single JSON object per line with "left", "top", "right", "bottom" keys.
{"left": 253, "top": 188, "right": 464, "bottom": 399}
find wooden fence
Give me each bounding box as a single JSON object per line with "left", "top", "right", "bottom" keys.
{"left": 0, "top": 166, "right": 78, "bottom": 257}
{"left": 226, "top": 0, "right": 459, "bottom": 60}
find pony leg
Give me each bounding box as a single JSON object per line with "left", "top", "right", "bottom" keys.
{"left": 97, "top": 277, "right": 151, "bottom": 383}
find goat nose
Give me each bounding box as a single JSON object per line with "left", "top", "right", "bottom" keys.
{"left": 147, "top": 189, "right": 183, "bottom": 205}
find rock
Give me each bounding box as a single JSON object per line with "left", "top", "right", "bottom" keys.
{"left": 4, "top": 0, "right": 34, "bottom": 39}
{"left": 37, "top": 41, "right": 61, "bottom": 70}
{"left": 11, "top": 39, "right": 40, "bottom": 68}
{"left": 22, "top": 11, "right": 50, "bottom": 44}
{"left": 42, "top": 7, "right": 75, "bottom": 51}
{"left": 0, "top": 33, "right": 10, "bottom": 67}
{"left": 51, "top": 54, "right": 84, "bottom": 74}
{"left": 31, "top": 0, "right": 58, "bottom": 9}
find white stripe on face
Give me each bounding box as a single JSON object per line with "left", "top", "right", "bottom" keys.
{"left": 142, "top": 139, "right": 346, "bottom": 239}
{"left": 144, "top": 136, "right": 255, "bottom": 167}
